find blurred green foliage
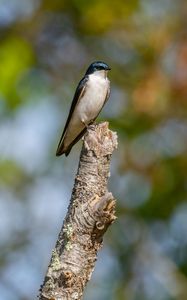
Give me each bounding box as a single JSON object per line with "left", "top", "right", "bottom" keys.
{"left": 0, "top": 37, "right": 34, "bottom": 108}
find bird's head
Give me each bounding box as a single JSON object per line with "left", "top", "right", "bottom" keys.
{"left": 86, "top": 61, "right": 111, "bottom": 76}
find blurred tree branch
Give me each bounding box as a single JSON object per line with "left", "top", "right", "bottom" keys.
{"left": 38, "top": 122, "right": 117, "bottom": 300}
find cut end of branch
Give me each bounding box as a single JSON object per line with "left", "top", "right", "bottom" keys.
{"left": 83, "top": 122, "right": 118, "bottom": 157}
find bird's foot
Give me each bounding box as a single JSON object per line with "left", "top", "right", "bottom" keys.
{"left": 81, "top": 120, "right": 88, "bottom": 128}
{"left": 81, "top": 120, "right": 96, "bottom": 131}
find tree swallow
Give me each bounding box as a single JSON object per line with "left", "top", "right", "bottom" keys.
{"left": 56, "top": 61, "right": 111, "bottom": 156}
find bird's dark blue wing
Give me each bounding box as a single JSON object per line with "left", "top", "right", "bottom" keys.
{"left": 56, "top": 75, "right": 88, "bottom": 156}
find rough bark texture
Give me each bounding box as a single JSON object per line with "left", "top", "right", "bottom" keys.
{"left": 38, "top": 122, "right": 118, "bottom": 300}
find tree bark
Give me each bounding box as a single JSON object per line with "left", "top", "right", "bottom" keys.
{"left": 38, "top": 122, "right": 118, "bottom": 300}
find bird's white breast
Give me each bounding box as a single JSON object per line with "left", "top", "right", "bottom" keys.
{"left": 76, "top": 72, "right": 109, "bottom": 124}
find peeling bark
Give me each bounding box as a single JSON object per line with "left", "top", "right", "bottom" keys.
{"left": 38, "top": 122, "right": 118, "bottom": 300}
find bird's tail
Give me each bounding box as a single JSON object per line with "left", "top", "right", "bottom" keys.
{"left": 56, "top": 141, "right": 71, "bottom": 156}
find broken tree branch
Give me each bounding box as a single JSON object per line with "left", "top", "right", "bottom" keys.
{"left": 38, "top": 122, "right": 118, "bottom": 300}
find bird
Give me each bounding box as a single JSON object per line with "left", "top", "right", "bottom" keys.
{"left": 56, "top": 61, "right": 111, "bottom": 156}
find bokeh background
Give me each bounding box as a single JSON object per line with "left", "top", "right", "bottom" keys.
{"left": 1, "top": 0, "right": 187, "bottom": 299}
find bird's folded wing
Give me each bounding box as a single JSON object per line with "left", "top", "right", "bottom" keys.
{"left": 56, "top": 76, "right": 88, "bottom": 156}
